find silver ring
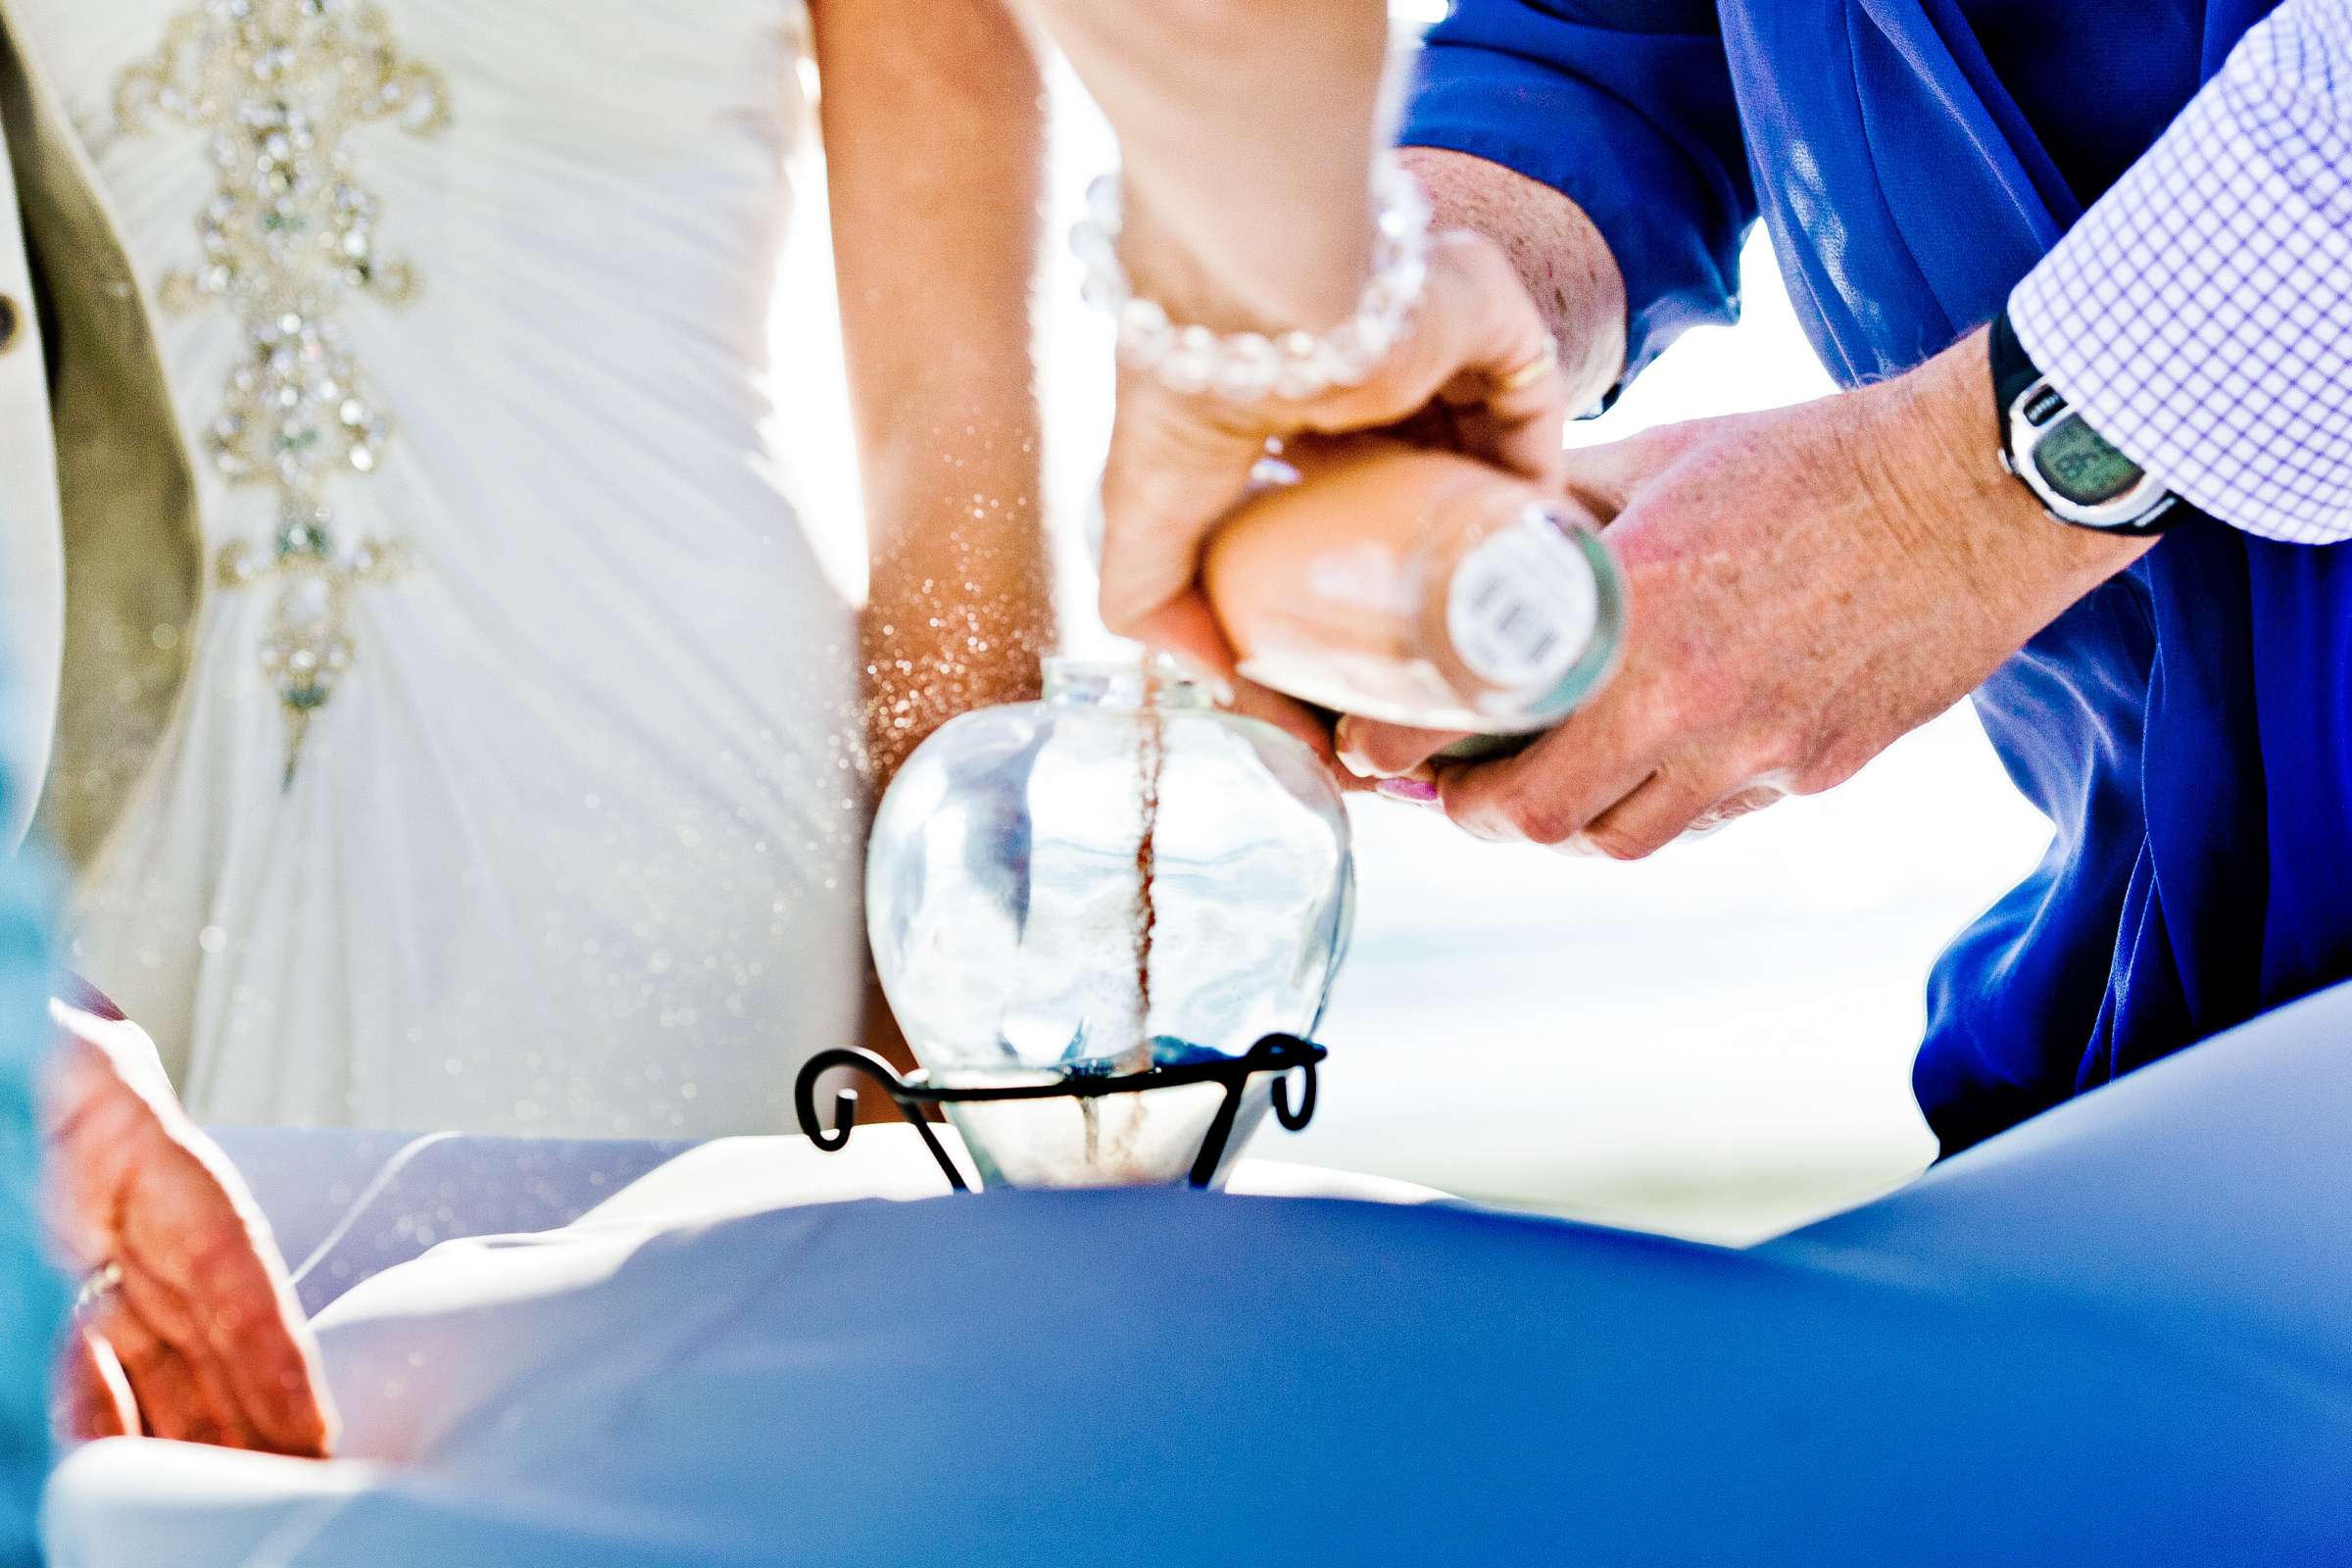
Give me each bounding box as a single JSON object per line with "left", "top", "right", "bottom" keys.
{"left": 74, "top": 1259, "right": 122, "bottom": 1317}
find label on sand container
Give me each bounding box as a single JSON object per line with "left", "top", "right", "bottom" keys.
{"left": 1447, "top": 505, "right": 1600, "bottom": 698}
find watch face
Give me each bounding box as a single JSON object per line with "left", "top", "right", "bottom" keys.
{"left": 2033, "top": 413, "right": 2145, "bottom": 507}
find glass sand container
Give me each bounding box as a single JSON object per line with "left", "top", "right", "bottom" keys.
{"left": 859, "top": 658, "right": 1354, "bottom": 1188}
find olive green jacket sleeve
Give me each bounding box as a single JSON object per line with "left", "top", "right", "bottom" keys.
{"left": 0, "top": 1, "right": 200, "bottom": 869}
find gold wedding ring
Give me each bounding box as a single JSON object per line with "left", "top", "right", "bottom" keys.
{"left": 1492, "top": 342, "right": 1559, "bottom": 393}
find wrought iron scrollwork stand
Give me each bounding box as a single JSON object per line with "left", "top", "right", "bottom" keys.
{"left": 792, "top": 1033, "right": 1327, "bottom": 1192}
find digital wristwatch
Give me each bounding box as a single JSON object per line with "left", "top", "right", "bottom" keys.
{"left": 1989, "top": 308, "right": 2183, "bottom": 536}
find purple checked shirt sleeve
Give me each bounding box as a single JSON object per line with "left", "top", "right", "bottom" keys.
{"left": 2010, "top": 0, "right": 2352, "bottom": 545}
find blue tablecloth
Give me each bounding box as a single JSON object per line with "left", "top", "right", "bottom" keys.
{"left": 206, "top": 1127, "right": 691, "bottom": 1318}
{"left": 41, "top": 978, "right": 2352, "bottom": 1565}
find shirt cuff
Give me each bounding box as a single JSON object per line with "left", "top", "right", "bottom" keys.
{"left": 2009, "top": 0, "right": 2352, "bottom": 546}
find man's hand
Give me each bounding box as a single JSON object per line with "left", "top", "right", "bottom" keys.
{"left": 43, "top": 998, "right": 333, "bottom": 1454}
{"left": 1349, "top": 329, "right": 2154, "bottom": 855}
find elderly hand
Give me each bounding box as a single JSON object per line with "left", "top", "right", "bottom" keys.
{"left": 1099, "top": 228, "right": 1573, "bottom": 690}
{"left": 44, "top": 994, "right": 333, "bottom": 1454}
{"left": 1345, "top": 329, "right": 2155, "bottom": 856}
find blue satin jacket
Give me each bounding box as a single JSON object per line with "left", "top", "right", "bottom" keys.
{"left": 1403, "top": 0, "right": 2350, "bottom": 1153}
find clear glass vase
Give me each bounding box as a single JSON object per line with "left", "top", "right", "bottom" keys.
{"left": 865, "top": 658, "right": 1354, "bottom": 1188}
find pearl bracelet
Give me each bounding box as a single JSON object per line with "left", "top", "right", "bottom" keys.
{"left": 1072, "top": 155, "right": 1433, "bottom": 403}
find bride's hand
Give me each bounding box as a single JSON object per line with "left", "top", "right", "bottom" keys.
{"left": 42, "top": 993, "right": 334, "bottom": 1455}
{"left": 1097, "top": 228, "right": 1572, "bottom": 686}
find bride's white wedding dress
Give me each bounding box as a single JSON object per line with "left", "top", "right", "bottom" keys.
{"left": 19, "top": 0, "right": 863, "bottom": 1135}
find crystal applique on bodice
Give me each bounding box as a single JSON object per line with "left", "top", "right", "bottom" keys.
{"left": 115, "top": 0, "right": 448, "bottom": 780}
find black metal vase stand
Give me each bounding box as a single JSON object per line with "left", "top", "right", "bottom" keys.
{"left": 792, "top": 1033, "right": 1327, "bottom": 1192}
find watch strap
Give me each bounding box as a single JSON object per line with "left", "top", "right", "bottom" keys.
{"left": 1987, "top": 308, "right": 2041, "bottom": 438}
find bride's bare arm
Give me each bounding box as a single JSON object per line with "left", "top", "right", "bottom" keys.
{"left": 808, "top": 0, "right": 1055, "bottom": 787}
{"left": 992, "top": 5, "right": 1573, "bottom": 716}
{"left": 1009, "top": 1, "right": 1389, "bottom": 334}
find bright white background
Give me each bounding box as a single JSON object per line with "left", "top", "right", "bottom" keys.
{"left": 768, "top": 34, "right": 2053, "bottom": 1242}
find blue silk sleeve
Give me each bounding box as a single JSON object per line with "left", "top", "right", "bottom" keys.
{"left": 0, "top": 785, "right": 59, "bottom": 1568}
{"left": 1398, "top": 0, "right": 1757, "bottom": 381}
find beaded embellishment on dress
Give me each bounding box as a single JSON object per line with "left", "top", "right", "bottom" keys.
{"left": 116, "top": 0, "right": 448, "bottom": 781}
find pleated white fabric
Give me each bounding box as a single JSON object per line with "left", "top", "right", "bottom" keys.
{"left": 18, "top": 0, "right": 865, "bottom": 1136}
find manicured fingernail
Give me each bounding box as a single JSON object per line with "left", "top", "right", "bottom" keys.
{"left": 1162, "top": 654, "right": 1235, "bottom": 707}
{"left": 1375, "top": 775, "right": 1441, "bottom": 806}
{"left": 1082, "top": 484, "right": 1106, "bottom": 570}
{"left": 1334, "top": 716, "right": 1374, "bottom": 778}
{"left": 1335, "top": 717, "right": 1417, "bottom": 780}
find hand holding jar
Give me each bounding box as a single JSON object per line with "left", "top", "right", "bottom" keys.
{"left": 1094, "top": 228, "right": 1576, "bottom": 700}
